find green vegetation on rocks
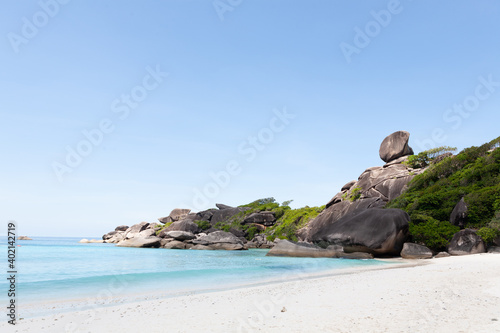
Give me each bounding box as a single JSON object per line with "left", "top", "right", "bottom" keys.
{"left": 342, "top": 186, "right": 362, "bottom": 202}
{"left": 155, "top": 222, "right": 172, "bottom": 235}
{"left": 388, "top": 136, "right": 500, "bottom": 250}
{"left": 195, "top": 220, "right": 211, "bottom": 231}
{"left": 209, "top": 198, "right": 324, "bottom": 242}
{"left": 403, "top": 146, "right": 457, "bottom": 169}
{"left": 266, "top": 205, "right": 325, "bottom": 242}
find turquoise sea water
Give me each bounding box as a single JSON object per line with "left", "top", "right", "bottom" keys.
{"left": 1, "top": 237, "right": 389, "bottom": 317}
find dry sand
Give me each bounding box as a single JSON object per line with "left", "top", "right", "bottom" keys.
{"left": 3, "top": 253, "right": 500, "bottom": 333}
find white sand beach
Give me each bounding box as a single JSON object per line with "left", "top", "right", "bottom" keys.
{"left": 4, "top": 253, "right": 500, "bottom": 333}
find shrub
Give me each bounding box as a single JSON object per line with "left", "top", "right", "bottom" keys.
{"left": 267, "top": 206, "right": 325, "bottom": 241}
{"left": 240, "top": 198, "right": 278, "bottom": 210}
{"left": 194, "top": 220, "right": 211, "bottom": 231}
{"left": 342, "top": 186, "right": 362, "bottom": 202}
{"left": 476, "top": 227, "right": 500, "bottom": 245}
{"left": 409, "top": 214, "right": 460, "bottom": 251}
{"left": 155, "top": 222, "right": 173, "bottom": 235}
{"left": 404, "top": 146, "right": 457, "bottom": 169}
{"left": 465, "top": 185, "right": 500, "bottom": 226}
{"left": 245, "top": 226, "right": 258, "bottom": 240}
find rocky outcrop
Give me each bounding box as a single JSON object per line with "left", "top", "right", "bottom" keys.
{"left": 450, "top": 198, "right": 468, "bottom": 229}
{"left": 158, "top": 208, "right": 191, "bottom": 224}
{"left": 103, "top": 222, "right": 151, "bottom": 243}
{"left": 165, "top": 231, "right": 196, "bottom": 241}
{"left": 18, "top": 236, "right": 32, "bottom": 240}
{"left": 124, "top": 222, "right": 150, "bottom": 239}
{"left": 192, "top": 231, "right": 245, "bottom": 250}
{"left": 341, "top": 180, "right": 357, "bottom": 191}
{"left": 195, "top": 209, "right": 217, "bottom": 222}
{"left": 308, "top": 208, "right": 410, "bottom": 256}
{"left": 246, "top": 234, "right": 275, "bottom": 249}
{"left": 211, "top": 206, "right": 251, "bottom": 225}
{"left": 400, "top": 243, "right": 433, "bottom": 259}
{"left": 79, "top": 239, "right": 104, "bottom": 243}
{"left": 116, "top": 236, "right": 162, "bottom": 248}
{"left": 216, "top": 203, "right": 233, "bottom": 210}
{"left": 159, "top": 220, "right": 201, "bottom": 236}
{"left": 243, "top": 212, "right": 276, "bottom": 226}
{"left": 448, "top": 229, "right": 486, "bottom": 255}
{"left": 103, "top": 230, "right": 126, "bottom": 243}
{"left": 297, "top": 131, "right": 421, "bottom": 256}
{"left": 379, "top": 131, "right": 414, "bottom": 163}
{"left": 228, "top": 228, "right": 246, "bottom": 238}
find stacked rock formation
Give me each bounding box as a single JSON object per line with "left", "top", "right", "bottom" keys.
{"left": 298, "top": 131, "right": 423, "bottom": 256}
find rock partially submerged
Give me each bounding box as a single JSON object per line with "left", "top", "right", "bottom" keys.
{"left": 18, "top": 236, "right": 32, "bottom": 240}
{"left": 79, "top": 239, "right": 105, "bottom": 243}
{"left": 246, "top": 234, "right": 275, "bottom": 249}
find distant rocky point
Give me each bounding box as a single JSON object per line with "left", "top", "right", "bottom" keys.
{"left": 18, "top": 236, "right": 32, "bottom": 240}
{"left": 79, "top": 239, "right": 105, "bottom": 243}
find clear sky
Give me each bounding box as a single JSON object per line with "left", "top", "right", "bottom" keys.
{"left": 1, "top": 0, "right": 499, "bottom": 237}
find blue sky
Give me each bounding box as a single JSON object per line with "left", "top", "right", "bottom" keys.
{"left": 1, "top": 0, "right": 499, "bottom": 237}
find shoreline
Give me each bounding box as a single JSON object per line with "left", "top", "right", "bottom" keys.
{"left": 12, "top": 257, "right": 407, "bottom": 320}
{"left": 4, "top": 254, "right": 500, "bottom": 332}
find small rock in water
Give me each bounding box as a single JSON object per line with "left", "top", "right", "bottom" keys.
{"left": 281, "top": 307, "right": 287, "bottom": 313}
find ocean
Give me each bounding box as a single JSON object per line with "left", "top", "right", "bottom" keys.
{"left": 1, "top": 237, "right": 390, "bottom": 318}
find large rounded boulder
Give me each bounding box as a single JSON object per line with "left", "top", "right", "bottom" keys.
{"left": 379, "top": 131, "right": 414, "bottom": 163}
{"left": 448, "top": 229, "right": 486, "bottom": 255}
{"left": 308, "top": 208, "right": 410, "bottom": 256}
{"left": 300, "top": 198, "right": 386, "bottom": 241}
